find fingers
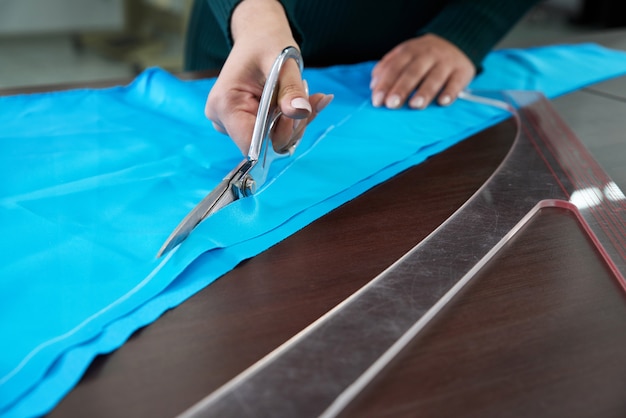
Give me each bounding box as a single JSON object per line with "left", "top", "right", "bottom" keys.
{"left": 277, "top": 59, "right": 311, "bottom": 119}
{"left": 270, "top": 57, "right": 333, "bottom": 152}
{"left": 205, "top": 43, "right": 331, "bottom": 155}
{"left": 205, "top": 78, "right": 259, "bottom": 154}
{"left": 212, "top": 121, "right": 226, "bottom": 135}
{"left": 370, "top": 34, "right": 475, "bottom": 110}
{"left": 208, "top": 85, "right": 333, "bottom": 156}
{"left": 435, "top": 68, "right": 474, "bottom": 106}
{"left": 211, "top": 109, "right": 257, "bottom": 155}
{"left": 371, "top": 44, "right": 428, "bottom": 108}
{"left": 271, "top": 92, "right": 333, "bottom": 152}
{"left": 409, "top": 63, "right": 453, "bottom": 109}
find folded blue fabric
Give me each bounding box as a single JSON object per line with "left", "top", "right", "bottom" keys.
{"left": 1, "top": 43, "right": 626, "bottom": 417}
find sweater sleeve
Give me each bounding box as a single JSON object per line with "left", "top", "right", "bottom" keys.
{"left": 420, "top": 0, "right": 541, "bottom": 70}
{"left": 206, "top": 0, "right": 242, "bottom": 46}
{"left": 206, "top": 0, "right": 303, "bottom": 48}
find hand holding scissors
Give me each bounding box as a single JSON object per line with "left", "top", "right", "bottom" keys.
{"left": 158, "top": 47, "right": 331, "bottom": 257}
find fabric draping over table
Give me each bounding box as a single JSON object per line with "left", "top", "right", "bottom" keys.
{"left": 1, "top": 43, "right": 626, "bottom": 417}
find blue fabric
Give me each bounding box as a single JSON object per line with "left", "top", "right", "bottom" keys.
{"left": 1, "top": 43, "right": 626, "bottom": 417}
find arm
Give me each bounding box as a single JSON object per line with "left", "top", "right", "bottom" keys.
{"left": 371, "top": 0, "right": 540, "bottom": 109}
{"left": 207, "top": 0, "right": 303, "bottom": 49}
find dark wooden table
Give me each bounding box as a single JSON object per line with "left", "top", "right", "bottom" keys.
{"left": 4, "top": 33, "right": 626, "bottom": 418}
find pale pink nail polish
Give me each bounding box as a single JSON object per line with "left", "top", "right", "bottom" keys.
{"left": 316, "top": 94, "right": 334, "bottom": 112}
{"left": 370, "top": 77, "right": 378, "bottom": 90}
{"left": 439, "top": 95, "right": 452, "bottom": 106}
{"left": 292, "top": 119, "right": 302, "bottom": 133}
{"left": 291, "top": 97, "right": 312, "bottom": 112}
{"left": 410, "top": 96, "right": 425, "bottom": 109}
{"left": 386, "top": 95, "right": 401, "bottom": 109}
{"left": 372, "top": 92, "right": 385, "bottom": 107}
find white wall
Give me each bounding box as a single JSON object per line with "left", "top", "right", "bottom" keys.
{"left": 0, "top": 0, "right": 124, "bottom": 35}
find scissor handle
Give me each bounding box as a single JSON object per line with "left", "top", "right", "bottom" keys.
{"left": 233, "top": 46, "right": 304, "bottom": 197}
{"left": 157, "top": 47, "right": 304, "bottom": 256}
{"left": 247, "top": 46, "right": 304, "bottom": 161}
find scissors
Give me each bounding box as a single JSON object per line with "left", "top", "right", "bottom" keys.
{"left": 157, "top": 46, "right": 304, "bottom": 257}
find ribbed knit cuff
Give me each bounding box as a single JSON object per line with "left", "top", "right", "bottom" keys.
{"left": 420, "top": 0, "right": 539, "bottom": 71}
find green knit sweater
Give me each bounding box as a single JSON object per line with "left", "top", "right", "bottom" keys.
{"left": 184, "top": 0, "right": 539, "bottom": 71}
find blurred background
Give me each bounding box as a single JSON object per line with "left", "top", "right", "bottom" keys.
{"left": 0, "top": 0, "right": 624, "bottom": 89}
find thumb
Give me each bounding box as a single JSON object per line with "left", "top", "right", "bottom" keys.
{"left": 277, "top": 59, "right": 310, "bottom": 119}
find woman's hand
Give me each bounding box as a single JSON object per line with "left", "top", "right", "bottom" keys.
{"left": 206, "top": 44, "right": 332, "bottom": 154}
{"left": 370, "top": 33, "right": 475, "bottom": 110}
{"left": 204, "top": 0, "right": 332, "bottom": 154}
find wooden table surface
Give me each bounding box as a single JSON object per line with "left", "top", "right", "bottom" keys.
{"left": 3, "top": 33, "right": 626, "bottom": 418}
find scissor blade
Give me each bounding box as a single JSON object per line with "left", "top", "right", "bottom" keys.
{"left": 157, "top": 177, "right": 235, "bottom": 258}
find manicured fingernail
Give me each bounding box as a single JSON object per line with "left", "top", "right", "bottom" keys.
{"left": 291, "top": 97, "right": 312, "bottom": 112}
{"left": 292, "top": 118, "right": 302, "bottom": 133}
{"left": 303, "top": 79, "right": 309, "bottom": 96}
{"left": 370, "top": 77, "right": 378, "bottom": 90}
{"left": 372, "top": 91, "right": 385, "bottom": 107}
{"left": 439, "top": 95, "right": 452, "bottom": 106}
{"left": 386, "top": 95, "right": 401, "bottom": 109}
{"left": 316, "top": 94, "right": 334, "bottom": 112}
{"left": 410, "top": 96, "right": 425, "bottom": 109}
